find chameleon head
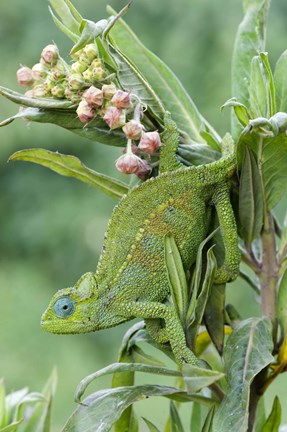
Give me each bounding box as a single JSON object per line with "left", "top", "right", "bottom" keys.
{"left": 41, "top": 272, "right": 98, "bottom": 334}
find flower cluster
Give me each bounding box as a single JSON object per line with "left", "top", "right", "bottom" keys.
{"left": 16, "top": 43, "right": 162, "bottom": 179}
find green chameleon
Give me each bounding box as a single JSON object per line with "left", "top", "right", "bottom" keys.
{"left": 41, "top": 114, "right": 240, "bottom": 366}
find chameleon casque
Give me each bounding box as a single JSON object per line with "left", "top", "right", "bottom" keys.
{"left": 41, "top": 114, "right": 240, "bottom": 366}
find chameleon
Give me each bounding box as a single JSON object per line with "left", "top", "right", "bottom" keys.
{"left": 41, "top": 113, "right": 240, "bottom": 366}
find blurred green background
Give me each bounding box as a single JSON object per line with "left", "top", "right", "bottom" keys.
{"left": 1, "top": 0, "right": 287, "bottom": 430}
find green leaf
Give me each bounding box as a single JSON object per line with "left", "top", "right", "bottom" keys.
{"left": 262, "top": 134, "right": 287, "bottom": 209}
{"left": 48, "top": 6, "right": 78, "bottom": 42}
{"left": 0, "top": 85, "right": 74, "bottom": 109}
{"left": 164, "top": 235, "right": 188, "bottom": 326}
{"left": 188, "top": 247, "right": 217, "bottom": 347}
{"left": 212, "top": 317, "right": 274, "bottom": 432}
{"left": 9, "top": 149, "right": 128, "bottom": 199}
{"left": 49, "top": 0, "right": 81, "bottom": 35}
{"left": 277, "top": 268, "right": 287, "bottom": 337}
{"left": 238, "top": 146, "right": 264, "bottom": 243}
{"left": 22, "top": 368, "right": 57, "bottom": 432}
{"left": 260, "top": 52, "right": 276, "bottom": 117}
{"left": 0, "top": 421, "right": 23, "bottom": 432}
{"left": 274, "top": 50, "right": 287, "bottom": 113}
{"left": 107, "top": 6, "right": 220, "bottom": 143}
{"left": 75, "top": 362, "right": 182, "bottom": 403}
{"left": 254, "top": 396, "right": 266, "bottom": 432}
{"left": 204, "top": 284, "right": 225, "bottom": 355}
{"left": 64, "top": 385, "right": 210, "bottom": 432}
{"left": 231, "top": 0, "right": 271, "bottom": 138}
{"left": 142, "top": 418, "right": 161, "bottom": 432}
{"left": 177, "top": 144, "right": 221, "bottom": 167}
{"left": 108, "top": 42, "right": 165, "bottom": 121}
{"left": 249, "top": 56, "right": 268, "bottom": 118}
{"left": 71, "top": 19, "right": 108, "bottom": 55}
{"left": 170, "top": 401, "right": 184, "bottom": 432}
{"left": 0, "top": 381, "right": 5, "bottom": 428}
{"left": 261, "top": 396, "right": 281, "bottom": 432}
{"left": 182, "top": 365, "right": 224, "bottom": 394}
{"left": 221, "top": 98, "right": 250, "bottom": 126}
{"left": 1, "top": 106, "right": 127, "bottom": 147}
{"left": 201, "top": 406, "right": 215, "bottom": 432}
{"left": 190, "top": 402, "right": 202, "bottom": 432}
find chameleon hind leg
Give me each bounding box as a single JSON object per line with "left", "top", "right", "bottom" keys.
{"left": 212, "top": 181, "right": 240, "bottom": 284}
{"left": 118, "top": 301, "right": 199, "bottom": 366}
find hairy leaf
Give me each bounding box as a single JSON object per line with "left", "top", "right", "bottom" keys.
{"left": 49, "top": 0, "right": 81, "bottom": 35}
{"left": 213, "top": 317, "right": 273, "bottom": 432}
{"left": 231, "top": 0, "right": 271, "bottom": 138}
{"left": 9, "top": 149, "right": 128, "bottom": 199}
{"left": 204, "top": 284, "right": 225, "bottom": 355}
{"left": 0, "top": 86, "right": 74, "bottom": 109}
{"left": 75, "top": 363, "right": 182, "bottom": 403}
{"left": 1, "top": 106, "right": 127, "bottom": 147}
{"left": 201, "top": 406, "right": 215, "bottom": 432}
{"left": 64, "top": 385, "right": 212, "bottom": 432}
{"left": 182, "top": 365, "right": 224, "bottom": 394}
{"left": 107, "top": 6, "right": 220, "bottom": 143}
{"left": 190, "top": 402, "right": 202, "bottom": 432}
{"left": 249, "top": 56, "right": 268, "bottom": 118}
{"left": 239, "top": 146, "right": 263, "bottom": 243}
{"left": 274, "top": 50, "right": 287, "bottom": 113}
{"left": 164, "top": 235, "right": 188, "bottom": 326}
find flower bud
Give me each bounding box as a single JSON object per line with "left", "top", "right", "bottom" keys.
{"left": 138, "top": 131, "right": 162, "bottom": 154}
{"left": 76, "top": 100, "right": 96, "bottom": 123}
{"left": 136, "top": 159, "right": 151, "bottom": 180}
{"left": 43, "top": 77, "right": 55, "bottom": 92}
{"left": 92, "top": 66, "right": 106, "bottom": 81}
{"left": 64, "top": 88, "right": 81, "bottom": 104}
{"left": 111, "top": 90, "right": 132, "bottom": 109}
{"left": 122, "top": 120, "right": 143, "bottom": 140}
{"left": 16, "top": 66, "right": 34, "bottom": 87}
{"left": 82, "top": 67, "right": 94, "bottom": 82}
{"left": 70, "top": 61, "right": 87, "bottom": 74}
{"left": 102, "top": 84, "right": 117, "bottom": 99}
{"left": 24, "top": 90, "right": 34, "bottom": 98}
{"left": 50, "top": 62, "right": 67, "bottom": 80}
{"left": 83, "top": 86, "right": 103, "bottom": 107}
{"left": 68, "top": 73, "right": 85, "bottom": 90}
{"left": 31, "top": 63, "right": 47, "bottom": 81}
{"left": 33, "top": 84, "right": 47, "bottom": 98}
{"left": 83, "top": 44, "right": 98, "bottom": 61}
{"left": 115, "top": 153, "right": 144, "bottom": 174}
{"left": 51, "top": 84, "right": 66, "bottom": 99}
{"left": 78, "top": 54, "right": 91, "bottom": 69}
{"left": 41, "top": 44, "right": 59, "bottom": 65}
{"left": 103, "top": 106, "right": 126, "bottom": 129}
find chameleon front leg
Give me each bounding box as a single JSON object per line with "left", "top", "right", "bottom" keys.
{"left": 118, "top": 301, "right": 199, "bottom": 366}
{"left": 212, "top": 181, "right": 240, "bottom": 284}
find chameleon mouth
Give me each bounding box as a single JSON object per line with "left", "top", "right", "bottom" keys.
{"left": 41, "top": 314, "right": 95, "bottom": 334}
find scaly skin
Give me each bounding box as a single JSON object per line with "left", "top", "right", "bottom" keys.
{"left": 41, "top": 114, "right": 240, "bottom": 366}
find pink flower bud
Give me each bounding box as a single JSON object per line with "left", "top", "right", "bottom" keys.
{"left": 102, "top": 84, "right": 117, "bottom": 99}
{"left": 76, "top": 100, "right": 96, "bottom": 123}
{"left": 111, "top": 90, "right": 132, "bottom": 109}
{"left": 115, "top": 153, "right": 144, "bottom": 174}
{"left": 83, "top": 86, "right": 103, "bottom": 107}
{"left": 16, "top": 66, "right": 34, "bottom": 87}
{"left": 103, "top": 106, "right": 126, "bottom": 129}
{"left": 41, "top": 44, "right": 59, "bottom": 65}
{"left": 33, "top": 84, "right": 47, "bottom": 98}
{"left": 136, "top": 159, "right": 151, "bottom": 180}
{"left": 31, "top": 63, "right": 47, "bottom": 81}
{"left": 122, "top": 120, "right": 143, "bottom": 140}
{"left": 138, "top": 131, "right": 162, "bottom": 154}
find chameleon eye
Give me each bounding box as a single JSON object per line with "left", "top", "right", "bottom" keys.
{"left": 53, "top": 296, "right": 75, "bottom": 318}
